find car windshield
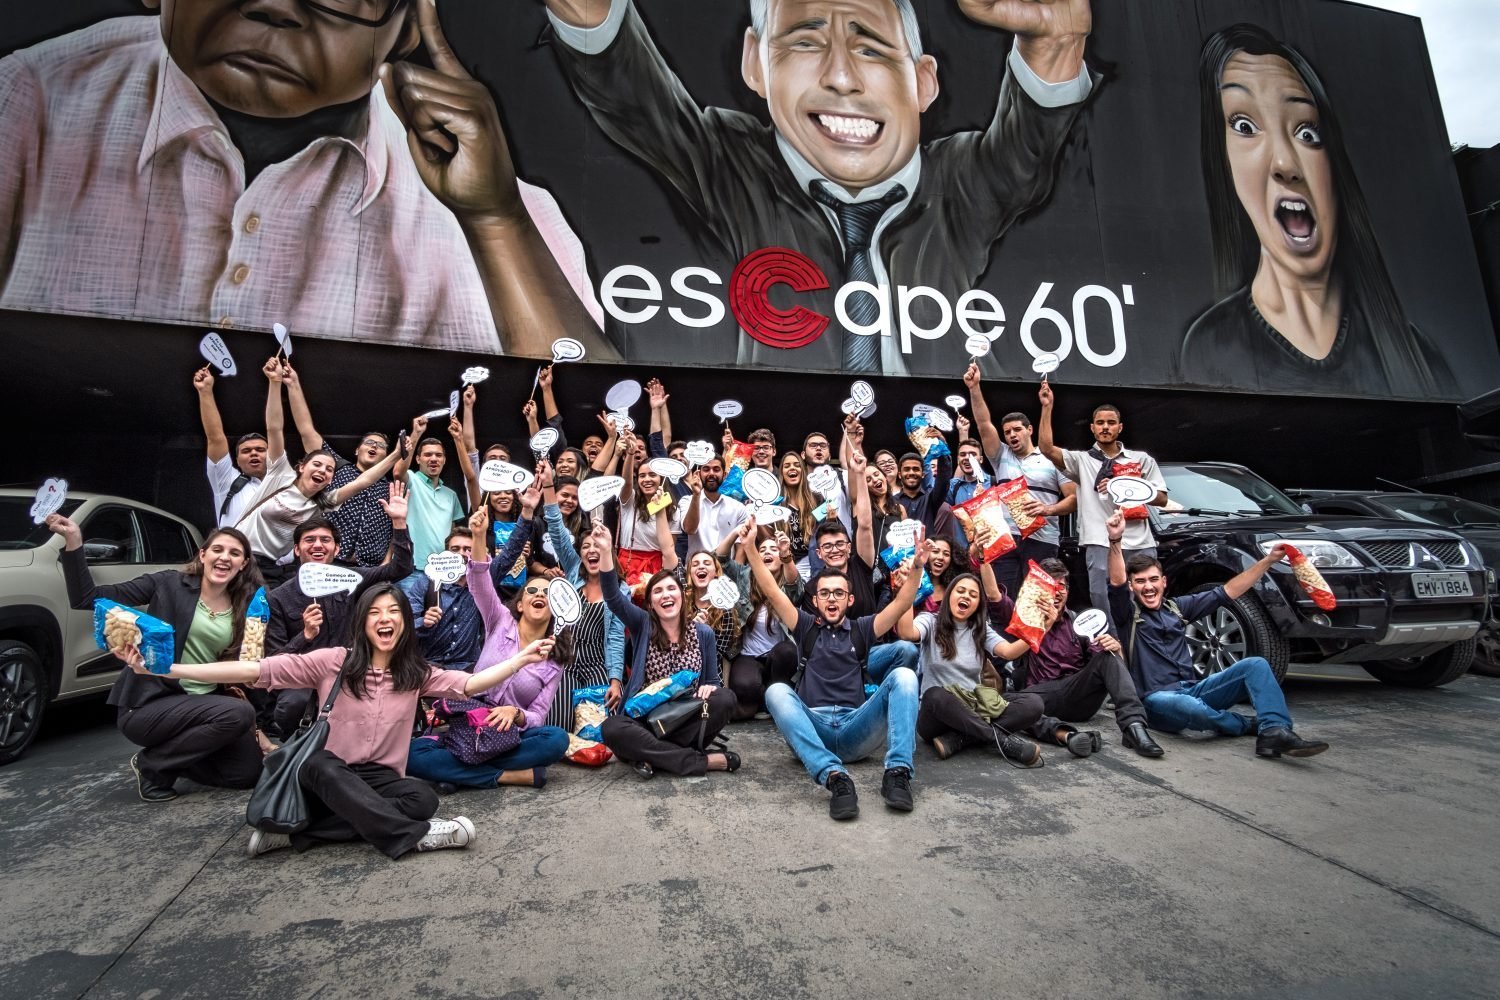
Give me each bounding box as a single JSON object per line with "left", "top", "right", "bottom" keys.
{"left": 1378, "top": 495, "right": 1500, "bottom": 528}
{"left": 1161, "top": 466, "right": 1303, "bottom": 517}
{"left": 0, "top": 497, "right": 84, "bottom": 549}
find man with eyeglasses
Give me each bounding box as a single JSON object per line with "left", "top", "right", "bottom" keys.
{"left": 744, "top": 521, "right": 931, "bottom": 821}
{"left": 0, "top": 0, "right": 608, "bottom": 357}
{"left": 802, "top": 431, "right": 851, "bottom": 531}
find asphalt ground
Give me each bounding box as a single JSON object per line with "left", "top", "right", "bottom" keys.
{"left": 3, "top": 671, "right": 1498, "bottom": 1000}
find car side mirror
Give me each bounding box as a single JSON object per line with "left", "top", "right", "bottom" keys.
{"left": 1301, "top": 504, "right": 1314, "bottom": 515}
{"left": 83, "top": 541, "right": 124, "bottom": 562}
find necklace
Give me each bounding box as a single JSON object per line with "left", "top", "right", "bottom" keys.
{"left": 197, "top": 600, "right": 232, "bottom": 620}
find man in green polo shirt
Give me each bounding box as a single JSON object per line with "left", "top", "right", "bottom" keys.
{"left": 396, "top": 416, "right": 467, "bottom": 570}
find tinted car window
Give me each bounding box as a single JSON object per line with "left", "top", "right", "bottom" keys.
{"left": 0, "top": 497, "right": 85, "bottom": 549}
{"left": 1162, "top": 466, "right": 1303, "bottom": 517}
{"left": 1378, "top": 495, "right": 1500, "bottom": 528}
{"left": 80, "top": 506, "right": 141, "bottom": 564}
{"left": 139, "top": 510, "right": 195, "bottom": 564}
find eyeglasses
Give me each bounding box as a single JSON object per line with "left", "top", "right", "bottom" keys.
{"left": 360, "top": 438, "right": 389, "bottom": 449}
{"left": 815, "top": 589, "right": 849, "bottom": 600}
{"left": 818, "top": 540, "right": 849, "bottom": 552}
{"left": 303, "top": 0, "right": 407, "bottom": 27}
{"left": 522, "top": 585, "right": 549, "bottom": 597}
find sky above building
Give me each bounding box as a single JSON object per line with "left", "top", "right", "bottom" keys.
{"left": 1361, "top": 0, "right": 1498, "bottom": 148}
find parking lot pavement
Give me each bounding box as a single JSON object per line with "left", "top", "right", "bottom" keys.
{"left": 3, "top": 675, "right": 1498, "bottom": 1000}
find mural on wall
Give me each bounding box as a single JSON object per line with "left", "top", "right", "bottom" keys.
{"left": 0, "top": 0, "right": 1494, "bottom": 403}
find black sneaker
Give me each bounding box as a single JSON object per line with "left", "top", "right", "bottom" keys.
{"left": 880, "top": 767, "right": 914, "bottom": 812}
{"left": 130, "top": 752, "right": 178, "bottom": 803}
{"left": 1064, "top": 730, "right": 1102, "bottom": 759}
{"left": 826, "top": 771, "right": 859, "bottom": 821}
{"left": 1255, "top": 727, "right": 1329, "bottom": 759}
{"left": 996, "top": 732, "right": 1044, "bottom": 768}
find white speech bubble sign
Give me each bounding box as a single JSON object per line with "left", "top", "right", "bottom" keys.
{"left": 1032, "top": 352, "right": 1061, "bottom": 375}
{"left": 648, "top": 457, "right": 688, "bottom": 484}
{"left": 605, "top": 380, "right": 641, "bottom": 412}
{"left": 945, "top": 394, "right": 967, "bottom": 411}
{"left": 199, "top": 333, "right": 237, "bottom": 376}
{"left": 479, "top": 460, "right": 535, "bottom": 494}
{"left": 885, "top": 519, "right": 921, "bottom": 551}
{"left": 298, "top": 562, "right": 362, "bottom": 598}
{"left": 547, "top": 578, "right": 583, "bottom": 633}
{"left": 839, "top": 397, "right": 861, "bottom": 415}
{"left": 30, "top": 478, "right": 68, "bottom": 525}
{"left": 683, "top": 441, "right": 716, "bottom": 468}
{"left": 713, "top": 400, "right": 744, "bottom": 422}
{"left": 968, "top": 455, "right": 985, "bottom": 481}
{"left": 753, "top": 503, "right": 792, "bottom": 525}
{"left": 913, "top": 404, "right": 953, "bottom": 433}
{"left": 530, "top": 428, "right": 560, "bottom": 457}
{"left": 421, "top": 407, "right": 450, "bottom": 420}
{"left": 1107, "top": 476, "right": 1156, "bottom": 505}
{"left": 849, "top": 380, "right": 875, "bottom": 408}
{"left": 807, "top": 465, "right": 841, "bottom": 497}
{"left": 578, "top": 475, "right": 625, "bottom": 512}
{"left": 607, "top": 411, "right": 635, "bottom": 436}
{"left": 425, "top": 551, "right": 466, "bottom": 585}
{"left": 461, "top": 366, "right": 490, "bottom": 386}
{"left": 706, "top": 576, "right": 740, "bottom": 611}
{"left": 273, "top": 322, "right": 293, "bottom": 357}
{"left": 1073, "top": 608, "right": 1108, "bottom": 640}
{"left": 448, "top": 390, "right": 460, "bottom": 417}
{"left": 965, "top": 333, "right": 992, "bottom": 358}
{"left": 741, "top": 468, "right": 780, "bottom": 505}
{"left": 858, "top": 401, "right": 877, "bottom": 419}
{"left": 551, "top": 338, "right": 586, "bottom": 364}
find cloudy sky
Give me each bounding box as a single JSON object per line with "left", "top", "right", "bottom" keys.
{"left": 1361, "top": 0, "right": 1498, "bottom": 148}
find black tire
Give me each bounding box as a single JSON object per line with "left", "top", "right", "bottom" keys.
{"left": 0, "top": 640, "right": 49, "bottom": 766}
{"left": 1471, "top": 623, "right": 1500, "bottom": 678}
{"left": 1362, "top": 638, "right": 1476, "bottom": 688}
{"left": 1181, "top": 586, "right": 1290, "bottom": 683}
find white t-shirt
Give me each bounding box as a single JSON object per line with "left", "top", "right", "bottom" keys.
{"left": 740, "top": 605, "right": 790, "bottom": 657}
{"left": 617, "top": 498, "right": 683, "bottom": 553}
{"left": 1060, "top": 446, "right": 1166, "bottom": 549}
{"left": 235, "top": 454, "right": 344, "bottom": 563}
{"left": 686, "top": 492, "right": 749, "bottom": 555}
{"left": 207, "top": 453, "right": 261, "bottom": 529}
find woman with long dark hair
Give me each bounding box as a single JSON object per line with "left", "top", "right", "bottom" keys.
{"left": 1179, "top": 23, "right": 1453, "bottom": 397}
{"left": 615, "top": 453, "right": 680, "bottom": 593}
{"left": 917, "top": 536, "right": 966, "bottom": 613}
{"left": 48, "top": 515, "right": 268, "bottom": 801}
{"left": 723, "top": 528, "right": 803, "bottom": 720}
{"left": 860, "top": 461, "right": 907, "bottom": 559}
{"left": 125, "top": 583, "right": 552, "bottom": 859}
{"left": 894, "top": 572, "right": 1045, "bottom": 765}
{"left": 777, "top": 450, "right": 817, "bottom": 562}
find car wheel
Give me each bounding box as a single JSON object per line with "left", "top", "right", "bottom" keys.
{"left": 0, "top": 640, "right": 49, "bottom": 766}
{"left": 1181, "top": 587, "right": 1289, "bottom": 683}
{"left": 1471, "top": 623, "right": 1500, "bottom": 678}
{"left": 1363, "top": 638, "right": 1476, "bottom": 688}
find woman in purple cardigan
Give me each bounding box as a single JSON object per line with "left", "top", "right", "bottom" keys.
{"left": 406, "top": 505, "right": 571, "bottom": 791}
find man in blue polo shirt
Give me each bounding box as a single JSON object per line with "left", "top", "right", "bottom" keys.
{"left": 745, "top": 518, "right": 930, "bottom": 821}
{"left": 1104, "top": 514, "right": 1329, "bottom": 759}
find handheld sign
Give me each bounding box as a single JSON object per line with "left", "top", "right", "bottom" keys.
{"left": 30, "top": 478, "right": 68, "bottom": 525}
{"left": 1073, "top": 608, "right": 1108, "bottom": 641}
{"left": 421, "top": 407, "right": 451, "bottom": 420}
{"left": 298, "top": 563, "right": 361, "bottom": 599}
{"left": 885, "top": 519, "right": 921, "bottom": 551}
{"left": 547, "top": 578, "right": 583, "bottom": 634}
{"left": 551, "top": 338, "right": 586, "bottom": 364}
{"left": 839, "top": 397, "right": 861, "bottom": 415}
{"left": 448, "top": 390, "right": 460, "bottom": 418}
{"left": 713, "top": 400, "right": 744, "bottom": 423}
{"left": 425, "top": 551, "right": 465, "bottom": 585}
{"left": 968, "top": 455, "right": 985, "bottom": 481}
{"left": 741, "top": 468, "right": 780, "bottom": 505}
{"left": 461, "top": 365, "right": 490, "bottom": 386}
{"left": 199, "top": 333, "right": 237, "bottom": 376}
{"left": 965, "top": 333, "right": 991, "bottom": 359}
{"left": 912, "top": 404, "right": 953, "bottom": 432}
{"left": 1032, "top": 352, "right": 1061, "bottom": 376}
{"left": 683, "top": 441, "right": 716, "bottom": 468}
{"left": 858, "top": 401, "right": 877, "bottom": 419}
{"left": 479, "top": 460, "right": 534, "bottom": 494}
{"left": 648, "top": 457, "right": 688, "bottom": 484}
{"left": 607, "top": 411, "right": 635, "bottom": 435}
{"left": 807, "top": 465, "right": 841, "bottom": 497}
{"left": 1106, "top": 476, "right": 1156, "bottom": 505}
{"left": 945, "top": 394, "right": 967, "bottom": 411}
{"left": 849, "top": 380, "right": 875, "bottom": 408}
{"left": 273, "top": 322, "right": 293, "bottom": 358}
{"left": 605, "top": 380, "right": 642, "bottom": 412}
{"left": 578, "top": 475, "right": 625, "bottom": 512}
{"left": 753, "top": 503, "right": 792, "bottom": 525}
{"left": 706, "top": 576, "right": 740, "bottom": 611}
{"left": 530, "top": 427, "right": 559, "bottom": 458}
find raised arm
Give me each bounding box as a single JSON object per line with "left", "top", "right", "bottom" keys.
{"left": 450, "top": 416, "right": 482, "bottom": 510}
{"left": 461, "top": 385, "right": 478, "bottom": 455}
{"left": 328, "top": 446, "right": 401, "bottom": 507}
{"left": 522, "top": 398, "right": 541, "bottom": 438}
{"left": 465, "top": 639, "right": 556, "bottom": 697}
{"left": 1037, "top": 378, "right": 1066, "bottom": 472}
{"left": 262, "top": 358, "right": 287, "bottom": 465}
{"left": 592, "top": 414, "right": 620, "bottom": 475}
{"left": 280, "top": 363, "right": 325, "bottom": 456}
{"left": 648, "top": 378, "right": 673, "bottom": 446}
{"left": 1106, "top": 512, "right": 1127, "bottom": 586}
{"left": 394, "top": 415, "right": 426, "bottom": 481}
{"left": 1225, "top": 543, "right": 1288, "bottom": 601}
{"left": 194, "top": 368, "right": 230, "bottom": 463}
{"left": 47, "top": 516, "right": 160, "bottom": 610}
{"left": 538, "top": 365, "right": 560, "bottom": 422}
{"left": 964, "top": 362, "right": 1002, "bottom": 462}
{"left": 874, "top": 538, "right": 929, "bottom": 638}
{"left": 655, "top": 508, "right": 679, "bottom": 572}
{"left": 740, "top": 519, "right": 798, "bottom": 631}
{"left": 848, "top": 450, "right": 876, "bottom": 569}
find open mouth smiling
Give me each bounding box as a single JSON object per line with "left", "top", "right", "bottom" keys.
{"left": 811, "top": 113, "right": 883, "bottom": 146}
{"left": 1274, "top": 197, "right": 1318, "bottom": 249}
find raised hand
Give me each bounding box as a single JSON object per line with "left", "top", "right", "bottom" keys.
{"left": 469, "top": 507, "right": 490, "bottom": 536}
{"left": 848, "top": 449, "right": 867, "bottom": 475}
{"left": 647, "top": 378, "right": 668, "bottom": 409}
{"left": 412, "top": 414, "right": 430, "bottom": 438}
{"left": 521, "top": 637, "right": 556, "bottom": 663}
{"left": 262, "top": 357, "right": 284, "bottom": 382}
{"left": 280, "top": 362, "right": 301, "bottom": 389}
{"left": 957, "top": 0, "right": 1091, "bottom": 40}
{"left": 538, "top": 365, "right": 553, "bottom": 390}
{"left": 957, "top": 414, "right": 972, "bottom": 440}
{"left": 44, "top": 514, "right": 83, "bottom": 548}
{"left": 1106, "top": 511, "right": 1125, "bottom": 543}
{"left": 378, "top": 481, "right": 409, "bottom": 525}
{"left": 193, "top": 366, "right": 215, "bottom": 393}
{"left": 520, "top": 481, "right": 542, "bottom": 515}
{"left": 463, "top": 384, "right": 477, "bottom": 407}
{"left": 1038, "top": 377, "right": 1054, "bottom": 408}
{"left": 522, "top": 399, "right": 538, "bottom": 421}
{"left": 302, "top": 602, "right": 324, "bottom": 642}
{"left": 447, "top": 415, "right": 464, "bottom": 439}
{"left": 963, "top": 361, "right": 981, "bottom": 389}
{"left": 423, "top": 605, "right": 444, "bottom": 627}
{"left": 722, "top": 426, "right": 735, "bottom": 452}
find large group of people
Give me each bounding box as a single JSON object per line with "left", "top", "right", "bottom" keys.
{"left": 49, "top": 356, "right": 1330, "bottom": 859}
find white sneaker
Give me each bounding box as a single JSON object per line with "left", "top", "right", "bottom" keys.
{"left": 417, "top": 815, "right": 475, "bottom": 852}
{"left": 246, "top": 829, "right": 291, "bottom": 857}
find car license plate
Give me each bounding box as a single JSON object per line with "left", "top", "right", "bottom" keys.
{"left": 1413, "top": 572, "right": 1473, "bottom": 599}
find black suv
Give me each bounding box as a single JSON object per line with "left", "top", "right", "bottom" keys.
{"left": 1066, "top": 462, "right": 1488, "bottom": 688}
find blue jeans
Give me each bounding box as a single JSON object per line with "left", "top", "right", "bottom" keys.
{"left": 406, "top": 727, "right": 570, "bottom": 788}
{"left": 1142, "top": 657, "right": 1291, "bottom": 736}
{"left": 765, "top": 667, "right": 919, "bottom": 786}
{"left": 866, "top": 641, "right": 918, "bottom": 683}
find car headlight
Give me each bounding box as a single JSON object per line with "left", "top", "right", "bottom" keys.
{"left": 1260, "top": 539, "right": 1361, "bottom": 569}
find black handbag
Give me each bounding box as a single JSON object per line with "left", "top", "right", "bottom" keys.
{"left": 643, "top": 690, "right": 710, "bottom": 748}
{"left": 245, "top": 681, "right": 340, "bottom": 835}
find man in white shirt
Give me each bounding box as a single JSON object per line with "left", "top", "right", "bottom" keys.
{"left": 194, "top": 366, "right": 266, "bottom": 529}
{"left": 682, "top": 456, "right": 749, "bottom": 556}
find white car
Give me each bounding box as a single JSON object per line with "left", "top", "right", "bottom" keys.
{"left": 0, "top": 489, "right": 203, "bottom": 764}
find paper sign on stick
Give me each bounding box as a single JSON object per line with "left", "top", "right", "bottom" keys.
{"left": 605, "top": 380, "right": 641, "bottom": 412}
{"left": 1032, "top": 352, "right": 1061, "bottom": 375}
{"left": 461, "top": 366, "right": 490, "bottom": 386}
{"left": 199, "top": 333, "right": 237, "bottom": 376}
{"left": 807, "top": 466, "right": 841, "bottom": 497}
{"left": 421, "top": 407, "right": 450, "bottom": 420}
{"left": 753, "top": 503, "right": 792, "bottom": 525}
{"left": 448, "top": 390, "right": 460, "bottom": 417}
{"left": 965, "top": 334, "right": 991, "bottom": 358}
{"left": 578, "top": 476, "right": 625, "bottom": 512}
{"left": 30, "top": 478, "right": 68, "bottom": 524}
{"left": 886, "top": 520, "right": 921, "bottom": 550}
{"left": 551, "top": 338, "right": 586, "bottom": 363}
{"left": 530, "top": 428, "right": 559, "bottom": 457}
{"left": 849, "top": 381, "right": 875, "bottom": 408}
{"left": 298, "top": 563, "right": 361, "bottom": 598}
{"left": 425, "top": 551, "right": 465, "bottom": 585}
{"left": 683, "top": 441, "right": 716, "bottom": 468}
{"left": 713, "top": 400, "right": 743, "bottom": 422}
{"left": 648, "top": 458, "right": 688, "bottom": 484}
{"left": 945, "top": 394, "right": 967, "bottom": 411}
{"left": 707, "top": 576, "right": 740, "bottom": 611}
{"left": 1073, "top": 609, "right": 1108, "bottom": 640}
{"left": 741, "top": 469, "right": 780, "bottom": 505}
{"left": 479, "top": 461, "right": 534, "bottom": 493}
{"left": 1106, "top": 476, "right": 1156, "bottom": 505}
{"left": 547, "top": 578, "right": 582, "bottom": 634}
{"left": 272, "top": 323, "right": 293, "bottom": 357}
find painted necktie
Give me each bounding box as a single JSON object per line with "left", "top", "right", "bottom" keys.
{"left": 810, "top": 180, "right": 908, "bottom": 372}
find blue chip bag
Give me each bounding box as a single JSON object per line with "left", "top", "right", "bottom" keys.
{"left": 623, "top": 669, "right": 699, "bottom": 718}
{"left": 240, "top": 586, "right": 271, "bottom": 661}
{"left": 904, "top": 417, "right": 951, "bottom": 460}
{"left": 572, "top": 685, "right": 610, "bottom": 742}
{"left": 879, "top": 544, "right": 934, "bottom": 606}
{"left": 94, "top": 598, "right": 175, "bottom": 674}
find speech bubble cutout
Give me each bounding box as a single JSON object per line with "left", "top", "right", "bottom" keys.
{"left": 858, "top": 401, "right": 877, "bottom": 419}
{"left": 706, "top": 576, "right": 740, "bottom": 611}
{"left": 421, "top": 407, "right": 450, "bottom": 420}
{"left": 713, "top": 400, "right": 744, "bottom": 422}
{"left": 530, "top": 428, "right": 559, "bottom": 456}
{"left": 839, "top": 397, "right": 861, "bottom": 415}
{"left": 425, "top": 551, "right": 466, "bottom": 585}
{"left": 1107, "top": 476, "right": 1156, "bottom": 505}
{"left": 479, "top": 460, "right": 535, "bottom": 494}
{"left": 886, "top": 519, "right": 921, "bottom": 550}
{"left": 849, "top": 380, "right": 875, "bottom": 408}
{"left": 968, "top": 455, "right": 985, "bottom": 481}
{"left": 945, "top": 394, "right": 967, "bottom": 411}
{"left": 1073, "top": 608, "right": 1108, "bottom": 641}
{"left": 607, "top": 411, "right": 635, "bottom": 435}
{"left": 965, "top": 333, "right": 992, "bottom": 358}
{"left": 913, "top": 404, "right": 953, "bottom": 432}
{"left": 298, "top": 562, "right": 362, "bottom": 598}
{"left": 807, "top": 465, "right": 841, "bottom": 497}
{"left": 1032, "top": 352, "right": 1061, "bottom": 375}
{"left": 448, "top": 390, "right": 460, "bottom": 417}
{"left": 605, "top": 380, "right": 642, "bottom": 412}
{"left": 551, "top": 338, "right": 586, "bottom": 364}
{"left": 648, "top": 457, "right": 688, "bottom": 484}
{"left": 578, "top": 475, "right": 625, "bottom": 512}
{"left": 199, "top": 333, "right": 237, "bottom": 376}
{"left": 547, "top": 578, "right": 583, "bottom": 633}
{"left": 273, "top": 322, "right": 293, "bottom": 357}
{"left": 683, "top": 441, "right": 716, "bottom": 468}
{"left": 741, "top": 468, "right": 781, "bottom": 504}
{"left": 30, "top": 478, "right": 68, "bottom": 524}
{"left": 753, "top": 503, "right": 792, "bottom": 525}
{"left": 461, "top": 365, "right": 490, "bottom": 386}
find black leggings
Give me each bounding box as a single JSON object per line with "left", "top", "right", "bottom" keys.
{"left": 916, "top": 687, "right": 1045, "bottom": 755}
{"left": 600, "top": 689, "right": 737, "bottom": 775}
{"left": 292, "top": 750, "right": 438, "bottom": 859}
{"left": 727, "top": 641, "right": 798, "bottom": 720}
{"left": 118, "top": 693, "right": 262, "bottom": 789}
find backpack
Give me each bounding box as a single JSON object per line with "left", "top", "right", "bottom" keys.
{"left": 791, "top": 618, "right": 872, "bottom": 699}
{"left": 1126, "top": 598, "right": 1186, "bottom": 668}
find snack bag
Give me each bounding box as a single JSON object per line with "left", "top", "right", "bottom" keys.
{"left": 953, "top": 487, "right": 1017, "bottom": 563}
{"left": 879, "top": 545, "right": 934, "bottom": 606}
{"left": 623, "top": 669, "right": 699, "bottom": 718}
{"left": 572, "top": 684, "right": 610, "bottom": 742}
{"left": 240, "top": 587, "right": 270, "bottom": 661}
{"left": 995, "top": 477, "right": 1045, "bottom": 538}
{"left": 1007, "top": 560, "right": 1063, "bottom": 653}
{"left": 93, "top": 598, "right": 175, "bottom": 674}
{"left": 1109, "top": 460, "right": 1151, "bottom": 520}
{"left": 718, "top": 441, "right": 756, "bottom": 502}
{"left": 904, "top": 417, "right": 951, "bottom": 460}
{"left": 564, "top": 733, "right": 613, "bottom": 767}
{"left": 1282, "top": 543, "right": 1337, "bottom": 611}
{"left": 489, "top": 521, "right": 528, "bottom": 588}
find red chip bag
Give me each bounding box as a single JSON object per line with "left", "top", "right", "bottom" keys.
{"left": 953, "top": 487, "right": 1016, "bottom": 563}
{"left": 726, "top": 440, "right": 754, "bottom": 470}
{"left": 1282, "top": 543, "right": 1336, "bottom": 611}
{"left": 1008, "top": 560, "right": 1062, "bottom": 653}
{"left": 995, "top": 477, "right": 1044, "bottom": 538}
{"left": 1120, "top": 504, "right": 1150, "bottom": 521}
{"left": 1108, "top": 461, "right": 1150, "bottom": 520}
